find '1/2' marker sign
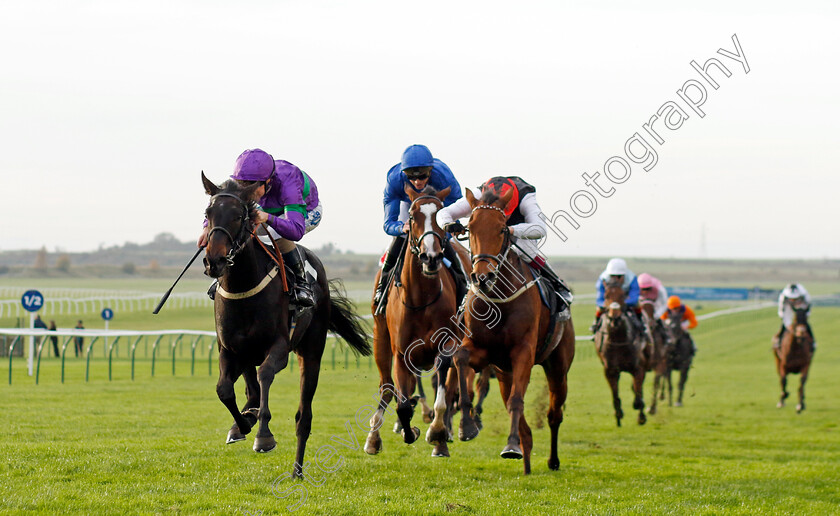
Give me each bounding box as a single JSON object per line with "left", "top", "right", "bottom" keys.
{"left": 21, "top": 290, "right": 44, "bottom": 312}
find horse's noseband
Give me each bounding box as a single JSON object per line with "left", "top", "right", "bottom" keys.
{"left": 469, "top": 205, "right": 512, "bottom": 269}
{"left": 408, "top": 196, "right": 446, "bottom": 258}
{"left": 206, "top": 192, "right": 252, "bottom": 267}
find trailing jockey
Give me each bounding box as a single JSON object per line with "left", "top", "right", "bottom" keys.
{"left": 436, "top": 176, "right": 573, "bottom": 317}
{"left": 199, "top": 148, "right": 322, "bottom": 307}
{"left": 591, "top": 258, "right": 647, "bottom": 339}
{"left": 774, "top": 283, "right": 816, "bottom": 352}
{"left": 373, "top": 144, "right": 467, "bottom": 315}
{"left": 638, "top": 272, "right": 670, "bottom": 343}
{"left": 662, "top": 295, "right": 698, "bottom": 355}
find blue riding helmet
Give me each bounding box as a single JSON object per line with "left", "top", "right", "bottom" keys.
{"left": 400, "top": 144, "right": 434, "bottom": 171}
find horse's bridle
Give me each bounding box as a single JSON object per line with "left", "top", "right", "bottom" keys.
{"left": 407, "top": 195, "right": 446, "bottom": 257}
{"left": 469, "top": 204, "right": 513, "bottom": 270}
{"left": 206, "top": 192, "right": 253, "bottom": 267}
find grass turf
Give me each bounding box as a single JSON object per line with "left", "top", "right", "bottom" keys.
{"left": 1, "top": 306, "right": 838, "bottom": 515}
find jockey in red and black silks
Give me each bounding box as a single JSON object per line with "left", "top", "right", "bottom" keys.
{"left": 437, "top": 176, "right": 573, "bottom": 313}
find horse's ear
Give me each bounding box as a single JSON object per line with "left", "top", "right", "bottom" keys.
{"left": 202, "top": 171, "right": 219, "bottom": 196}
{"left": 436, "top": 187, "right": 451, "bottom": 202}
{"left": 241, "top": 181, "right": 260, "bottom": 202}
{"left": 405, "top": 183, "right": 420, "bottom": 202}
{"left": 465, "top": 188, "right": 477, "bottom": 208}
{"left": 498, "top": 186, "right": 514, "bottom": 209}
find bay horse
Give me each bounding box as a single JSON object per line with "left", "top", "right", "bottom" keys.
{"left": 364, "top": 186, "right": 478, "bottom": 459}
{"left": 774, "top": 307, "right": 813, "bottom": 413}
{"left": 461, "top": 187, "right": 575, "bottom": 474}
{"left": 594, "top": 281, "right": 647, "bottom": 426}
{"left": 663, "top": 310, "right": 695, "bottom": 407}
{"left": 201, "top": 173, "right": 371, "bottom": 477}
{"left": 640, "top": 300, "right": 667, "bottom": 415}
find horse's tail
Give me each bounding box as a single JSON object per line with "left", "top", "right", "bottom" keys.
{"left": 328, "top": 279, "right": 372, "bottom": 356}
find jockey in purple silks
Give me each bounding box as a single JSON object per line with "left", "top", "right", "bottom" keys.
{"left": 199, "top": 148, "right": 322, "bottom": 307}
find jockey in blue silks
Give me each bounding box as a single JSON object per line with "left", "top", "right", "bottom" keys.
{"left": 374, "top": 144, "right": 467, "bottom": 313}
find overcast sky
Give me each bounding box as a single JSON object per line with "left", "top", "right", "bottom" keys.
{"left": 1, "top": 1, "right": 838, "bottom": 259}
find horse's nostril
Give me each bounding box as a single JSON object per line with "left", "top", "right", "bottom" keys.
{"left": 419, "top": 253, "right": 429, "bottom": 263}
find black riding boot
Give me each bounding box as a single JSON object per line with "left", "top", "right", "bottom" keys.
{"left": 442, "top": 239, "right": 468, "bottom": 308}
{"left": 374, "top": 234, "right": 407, "bottom": 309}
{"left": 283, "top": 248, "right": 315, "bottom": 308}
{"left": 530, "top": 259, "right": 573, "bottom": 314}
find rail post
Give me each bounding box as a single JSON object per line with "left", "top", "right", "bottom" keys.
{"left": 84, "top": 336, "right": 101, "bottom": 382}
{"left": 60, "top": 336, "right": 73, "bottom": 383}
{"left": 190, "top": 335, "right": 203, "bottom": 376}
{"left": 129, "top": 335, "right": 143, "bottom": 381}
{"left": 171, "top": 334, "right": 184, "bottom": 376}
{"left": 150, "top": 335, "right": 165, "bottom": 377}
{"left": 107, "top": 336, "right": 122, "bottom": 381}
{"left": 7, "top": 335, "right": 21, "bottom": 385}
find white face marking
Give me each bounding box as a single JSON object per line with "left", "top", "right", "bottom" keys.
{"left": 419, "top": 203, "right": 439, "bottom": 252}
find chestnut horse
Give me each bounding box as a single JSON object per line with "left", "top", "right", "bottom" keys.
{"left": 594, "top": 281, "right": 647, "bottom": 426}
{"left": 662, "top": 310, "right": 695, "bottom": 407}
{"left": 364, "top": 186, "right": 478, "bottom": 459}
{"left": 201, "top": 174, "right": 370, "bottom": 477}
{"left": 641, "top": 300, "right": 667, "bottom": 415}
{"left": 461, "top": 187, "right": 575, "bottom": 474}
{"left": 774, "top": 307, "right": 813, "bottom": 413}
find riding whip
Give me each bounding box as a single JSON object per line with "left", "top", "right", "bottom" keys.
{"left": 152, "top": 245, "right": 205, "bottom": 314}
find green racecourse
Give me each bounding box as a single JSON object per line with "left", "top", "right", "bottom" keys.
{"left": 1, "top": 286, "right": 839, "bottom": 514}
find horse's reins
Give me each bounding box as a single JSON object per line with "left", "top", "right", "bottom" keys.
{"left": 206, "top": 192, "right": 288, "bottom": 299}
{"left": 467, "top": 204, "right": 538, "bottom": 304}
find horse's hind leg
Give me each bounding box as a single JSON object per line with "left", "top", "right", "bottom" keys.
{"left": 544, "top": 361, "right": 569, "bottom": 471}
{"left": 649, "top": 373, "right": 660, "bottom": 415}
{"left": 253, "top": 339, "right": 291, "bottom": 454}
{"left": 293, "top": 351, "right": 322, "bottom": 477}
{"left": 474, "top": 366, "right": 491, "bottom": 429}
{"left": 364, "top": 321, "right": 393, "bottom": 455}
{"left": 217, "top": 348, "right": 253, "bottom": 444}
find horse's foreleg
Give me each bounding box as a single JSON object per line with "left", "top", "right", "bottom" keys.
{"left": 253, "top": 338, "right": 290, "bottom": 453}
{"left": 454, "top": 347, "right": 480, "bottom": 442}
{"left": 426, "top": 354, "right": 451, "bottom": 450}
{"left": 605, "top": 369, "right": 622, "bottom": 427}
{"left": 633, "top": 366, "right": 647, "bottom": 425}
{"left": 393, "top": 359, "right": 419, "bottom": 445}
{"left": 797, "top": 365, "right": 809, "bottom": 413}
{"left": 501, "top": 352, "right": 533, "bottom": 474}
{"left": 216, "top": 348, "right": 252, "bottom": 444}
{"left": 666, "top": 368, "right": 674, "bottom": 407}
{"left": 676, "top": 366, "right": 689, "bottom": 407}
{"left": 778, "top": 372, "right": 788, "bottom": 408}
{"left": 649, "top": 372, "right": 660, "bottom": 415}
{"left": 475, "top": 366, "right": 491, "bottom": 417}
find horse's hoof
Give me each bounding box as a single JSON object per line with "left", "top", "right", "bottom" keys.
{"left": 777, "top": 401, "right": 785, "bottom": 409}
{"left": 364, "top": 434, "right": 382, "bottom": 455}
{"left": 647, "top": 406, "right": 657, "bottom": 415}
{"left": 616, "top": 419, "right": 622, "bottom": 427}
{"left": 242, "top": 408, "right": 259, "bottom": 426}
{"left": 422, "top": 413, "right": 433, "bottom": 424}
{"left": 393, "top": 421, "right": 403, "bottom": 434}
{"left": 475, "top": 414, "right": 484, "bottom": 431}
{"left": 548, "top": 457, "right": 560, "bottom": 471}
{"left": 226, "top": 429, "right": 246, "bottom": 444}
{"left": 426, "top": 425, "right": 447, "bottom": 446}
{"left": 675, "top": 401, "right": 683, "bottom": 407}
{"left": 431, "top": 443, "right": 450, "bottom": 458}
{"left": 638, "top": 413, "right": 647, "bottom": 425}
{"left": 500, "top": 445, "right": 523, "bottom": 460}
{"left": 253, "top": 435, "right": 277, "bottom": 453}
{"left": 459, "top": 419, "right": 480, "bottom": 442}
{"left": 402, "top": 426, "right": 420, "bottom": 444}
{"left": 796, "top": 404, "right": 804, "bottom": 413}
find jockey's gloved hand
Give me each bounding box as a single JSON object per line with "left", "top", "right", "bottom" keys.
{"left": 444, "top": 221, "right": 466, "bottom": 235}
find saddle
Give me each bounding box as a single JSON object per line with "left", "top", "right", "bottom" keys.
{"left": 532, "top": 269, "right": 571, "bottom": 362}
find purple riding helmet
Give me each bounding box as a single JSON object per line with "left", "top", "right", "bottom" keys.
{"left": 231, "top": 148, "right": 276, "bottom": 181}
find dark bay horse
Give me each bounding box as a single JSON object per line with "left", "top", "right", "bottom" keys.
{"left": 461, "top": 187, "right": 575, "bottom": 474}
{"left": 594, "top": 282, "right": 647, "bottom": 426}
{"left": 641, "top": 300, "right": 667, "bottom": 415}
{"left": 774, "top": 307, "right": 813, "bottom": 413}
{"left": 663, "top": 310, "right": 695, "bottom": 407}
{"left": 201, "top": 173, "right": 370, "bottom": 477}
{"left": 364, "top": 186, "right": 478, "bottom": 458}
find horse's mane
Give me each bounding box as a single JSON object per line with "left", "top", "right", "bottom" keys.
{"left": 479, "top": 189, "right": 501, "bottom": 206}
